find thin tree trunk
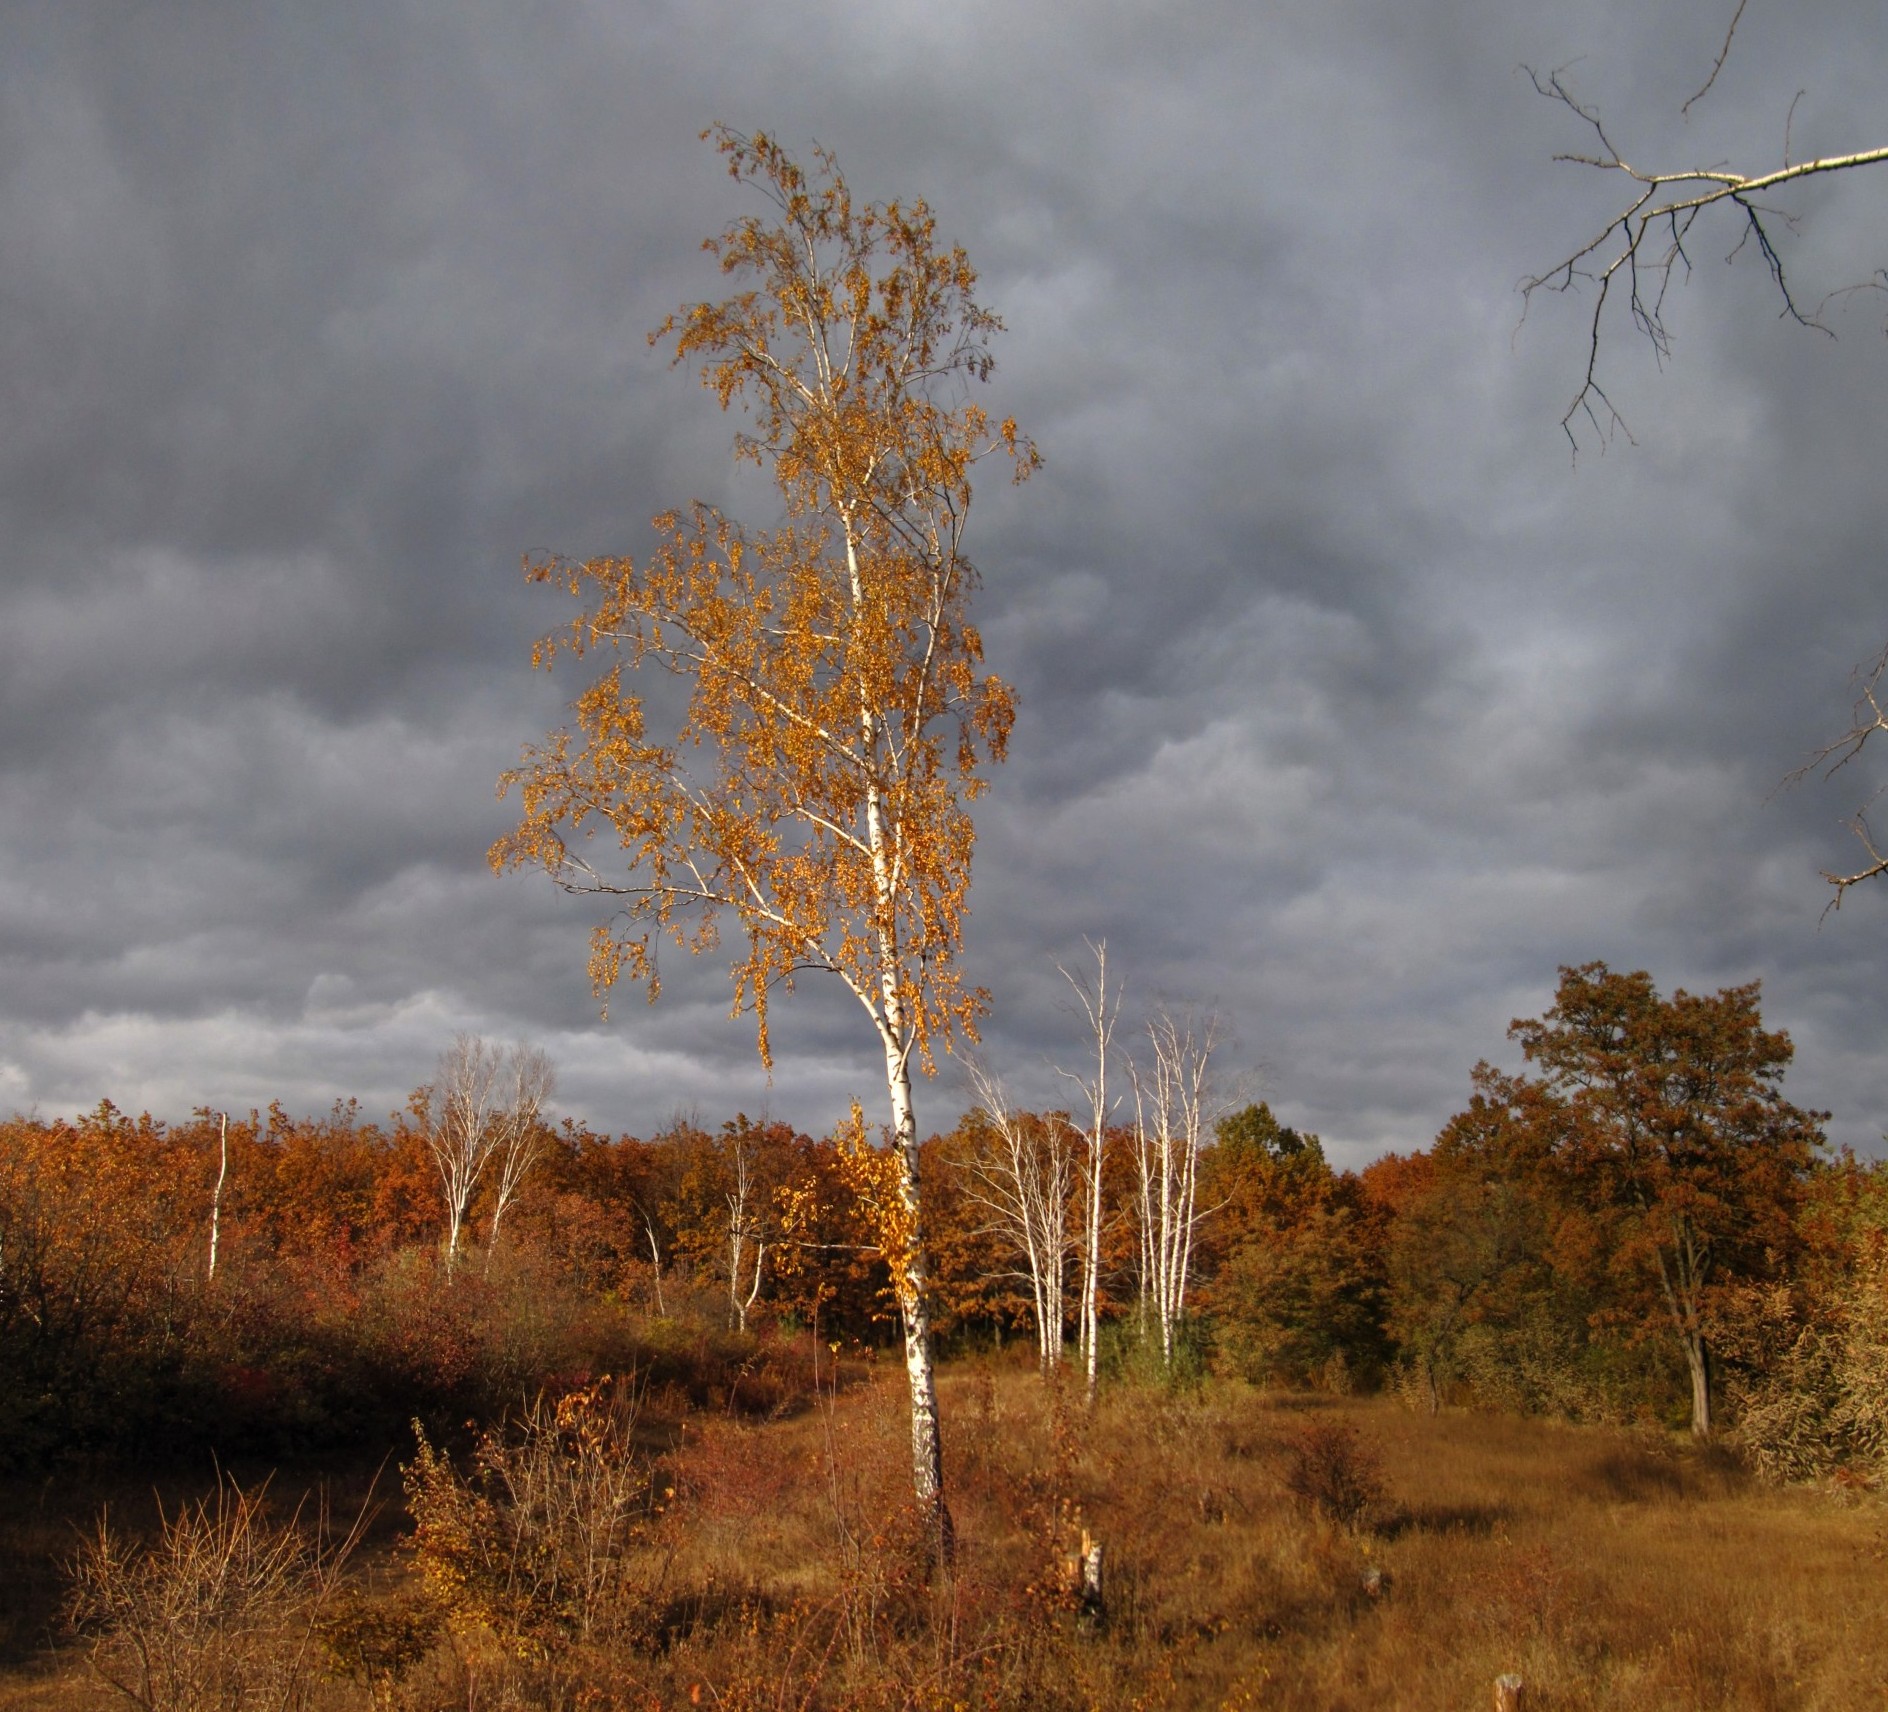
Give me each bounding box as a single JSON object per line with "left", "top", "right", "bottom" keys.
{"left": 1653, "top": 1234, "right": 1713, "bottom": 1439}
{"left": 886, "top": 1044, "right": 952, "bottom": 1561}
{"left": 207, "top": 1112, "right": 229, "bottom": 1283}
{"left": 644, "top": 1215, "right": 666, "bottom": 1316}
{"left": 962, "top": 1059, "right": 1073, "bottom": 1382}
{"left": 1135, "top": 1011, "right": 1216, "bottom": 1370}
{"left": 1056, "top": 939, "right": 1117, "bottom": 1410}
{"left": 734, "top": 1238, "right": 764, "bottom": 1334}
{"left": 1684, "top": 1331, "right": 1712, "bottom": 1439}
{"left": 482, "top": 1047, "right": 552, "bottom": 1271}
{"left": 1082, "top": 1139, "right": 1102, "bottom": 1402}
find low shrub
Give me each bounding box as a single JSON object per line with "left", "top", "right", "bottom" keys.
{"left": 68, "top": 1476, "right": 355, "bottom": 1712}
{"left": 1281, "top": 1418, "right": 1389, "bottom": 1530}
{"left": 404, "top": 1377, "right": 667, "bottom": 1668}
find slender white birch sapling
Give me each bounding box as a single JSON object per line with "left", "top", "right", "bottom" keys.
{"left": 1055, "top": 940, "right": 1120, "bottom": 1404}
{"left": 425, "top": 1035, "right": 553, "bottom": 1273}
{"left": 1131, "top": 1008, "right": 1221, "bottom": 1368}
{"left": 484, "top": 1045, "right": 555, "bottom": 1263}
{"left": 427, "top": 1035, "right": 504, "bottom": 1273}
{"left": 959, "top": 1059, "right": 1075, "bottom": 1376}
{"left": 724, "top": 1124, "right": 768, "bottom": 1334}
{"left": 207, "top": 1111, "right": 229, "bottom": 1283}
{"left": 492, "top": 127, "right": 1036, "bottom": 1547}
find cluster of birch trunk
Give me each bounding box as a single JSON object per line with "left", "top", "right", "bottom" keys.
{"left": 423, "top": 1034, "right": 556, "bottom": 1274}
{"left": 961, "top": 943, "right": 1223, "bottom": 1390}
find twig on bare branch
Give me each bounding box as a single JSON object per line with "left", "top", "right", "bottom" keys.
{"left": 1519, "top": 63, "right": 1888, "bottom": 455}
{"left": 1682, "top": 0, "right": 1749, "bottom": 117}
{"left": 1789, "top": 644, "right": 1888, "bottom": 909}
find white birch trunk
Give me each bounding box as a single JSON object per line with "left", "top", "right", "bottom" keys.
{"left": 845, "top": 509, "right": 952, "bottom": 1548}
{"left": 644, "top": 1213, "right": 667, "bottom": 1316}
{"left": 725, "top": 1129, "right": 769, "bottom": 1334}
{"left": 886, "top": 1034, "right": 949, "bottom": 1536}
{"left": 207, "top": 1111, "right": 228, "bottom": 1283}
{"left": 1133, "top": 1009, "right": 1219, "bottom": 1370}
{"left": 484, "top": 1046, "right": 554, "bottom": 1265}
{"left": 1056, "top": 941, "right": 1119, "bottom": 1406}
{"left": 961, "top": 1060, "right": 1075, "bottom": 1376}
{"left": 428, "top": 1035, "right": 553, "bottom": 1276}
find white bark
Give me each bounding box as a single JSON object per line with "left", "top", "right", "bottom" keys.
{"left": 485, "top": 1046, "right": 555, "bottom": 1264}
{"left": 724, "top": 1126, "right": 768, "bottom": 1333}
{"left": 960, "top": 1060, "right": 1075, "bottom": 1375}
{"left": 1055, "top": 940, "right": 1120, "bottom": 1404}
{"left": 207, "top": 1111, "right": 229, "bottom": 1283}
{"left": 425, "top": 1036, "right": 553, "bottom": 1274}
{"left": 1131, "top": 1009, "right": 1219, "bottom": 1368}
{"left": 642, "top": 1210, "right": 667, "bottom": 1316}
{"left": 842, "top": 507, "right": 951, "bottom": 1547}
{"left": 885, "top": 1033, "right": 948, "bottom": 1542}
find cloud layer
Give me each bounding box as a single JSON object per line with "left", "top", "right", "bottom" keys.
{"left": 5, "top": 0, "right": 1887, "bottom": 1164}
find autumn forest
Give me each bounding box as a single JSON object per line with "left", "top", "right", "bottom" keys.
{"left": 7, "top": 957, "right": 1888, "bottom": 1706}
{"left": 0, "top": 962, "right": 1870, "bottom": 1474}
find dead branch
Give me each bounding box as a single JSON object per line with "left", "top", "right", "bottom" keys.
{"left": 1682, "top": 0, "right": 1748, "bottom": 117}
{"left": 1789, "top": 643, "right": 1888, "bottom": 909}
{"left": 1519, "top": 62, "right": 1888, "bottom": 454}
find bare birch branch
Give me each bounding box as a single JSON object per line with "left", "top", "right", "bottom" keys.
{"left": 1789, "top": 643, "right": 1888, "bottom": 909}
{"left": 1520, "top": 62, "right": 1888, "bottom": 454}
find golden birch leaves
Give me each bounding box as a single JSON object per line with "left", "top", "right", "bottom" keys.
{"left": 493, "top": 128, "right": 1034, "bottom": 1072}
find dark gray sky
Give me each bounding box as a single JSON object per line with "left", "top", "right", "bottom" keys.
{"left": 6, "top": 0, "right": 1887, "bottom": 1165}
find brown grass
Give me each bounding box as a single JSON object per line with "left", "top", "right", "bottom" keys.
{"left": 8, "top": 1362, "right": 1888, "bottom": 1709}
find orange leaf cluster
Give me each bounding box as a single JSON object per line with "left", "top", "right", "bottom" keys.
{"left": 492, "top": 127, "right": 1036, "bottom": 1079}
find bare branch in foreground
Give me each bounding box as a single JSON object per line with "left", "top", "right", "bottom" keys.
{"left": 1790, "top": 644, "right": 1888, "bottom": 910}
{"left": 1519, "top": 62, "right": 1888, "bottom": 454}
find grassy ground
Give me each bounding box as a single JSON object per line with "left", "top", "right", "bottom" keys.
{"left": 6, "top": 1360, "right": 1886, "bottom": 1709}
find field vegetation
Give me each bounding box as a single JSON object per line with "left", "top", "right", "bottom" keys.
{"left": 3, "top": 966, "right": 1887, "bottom": 1706}
{"left": 5, "top": 1364, "right": 1887, "bottom": 1710}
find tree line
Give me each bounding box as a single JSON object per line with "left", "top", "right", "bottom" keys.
{"left": 4, "top": 961, "right": 1881, "bottom": 1480}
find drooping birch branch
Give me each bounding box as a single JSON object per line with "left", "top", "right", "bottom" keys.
{"left": 1521, "top": 59, "right": 1888, "bottom": 453}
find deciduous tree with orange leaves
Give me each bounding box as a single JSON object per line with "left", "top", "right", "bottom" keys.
{"left": 492, "top": 126, "right": 1035, "bottom": 1549}
{"left": 1512, "top": 962, "right": 1824, "bottom": 1439}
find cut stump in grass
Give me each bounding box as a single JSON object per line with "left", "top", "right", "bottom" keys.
{"left": 1494, "top": 1673, "right": 1525, "bottom": 1711}
{"left": 1075, "top": 1529, "right": 1104, "bottom": 1629}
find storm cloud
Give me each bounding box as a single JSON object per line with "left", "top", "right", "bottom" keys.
{"left": 4, "top": 0, "right": 1887, "bottom": 1163}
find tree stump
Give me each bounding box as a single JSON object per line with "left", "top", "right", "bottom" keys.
{"left": 1493, "top": 1674, "right": 1525, "bottom": 1711}
{"left": 1076, "top": 1529, "right": 1105, "bottom": 1627}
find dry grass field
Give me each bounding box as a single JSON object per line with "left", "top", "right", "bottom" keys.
{"left": 4, "top": 1360, "right": 1884, "bottom": 1710}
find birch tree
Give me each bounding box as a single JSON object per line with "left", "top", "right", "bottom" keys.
{"left": 483, "top": 1045, "right": 555, "bottom": 1262}
{"left": 492, "top": 128, "right": 1035, "bottom": 1547}
{"left": 425, "top": 1035, "right": 553, "bottom": 1273}
{"left": 958, "top": 1061, "right": 1075, "bottom": 1375}
{"left": 1130, "top": 1008, "right": 1220, "bottom": 1369}
{"left": 1055, "top": 940, "right": 1120, "bottom": 1404}
{"left": 207, "top": 1111, "right": 229, "bottom": 1284}
{"left": 714, "top": 1116, "right": 785, "bottom": 1334}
